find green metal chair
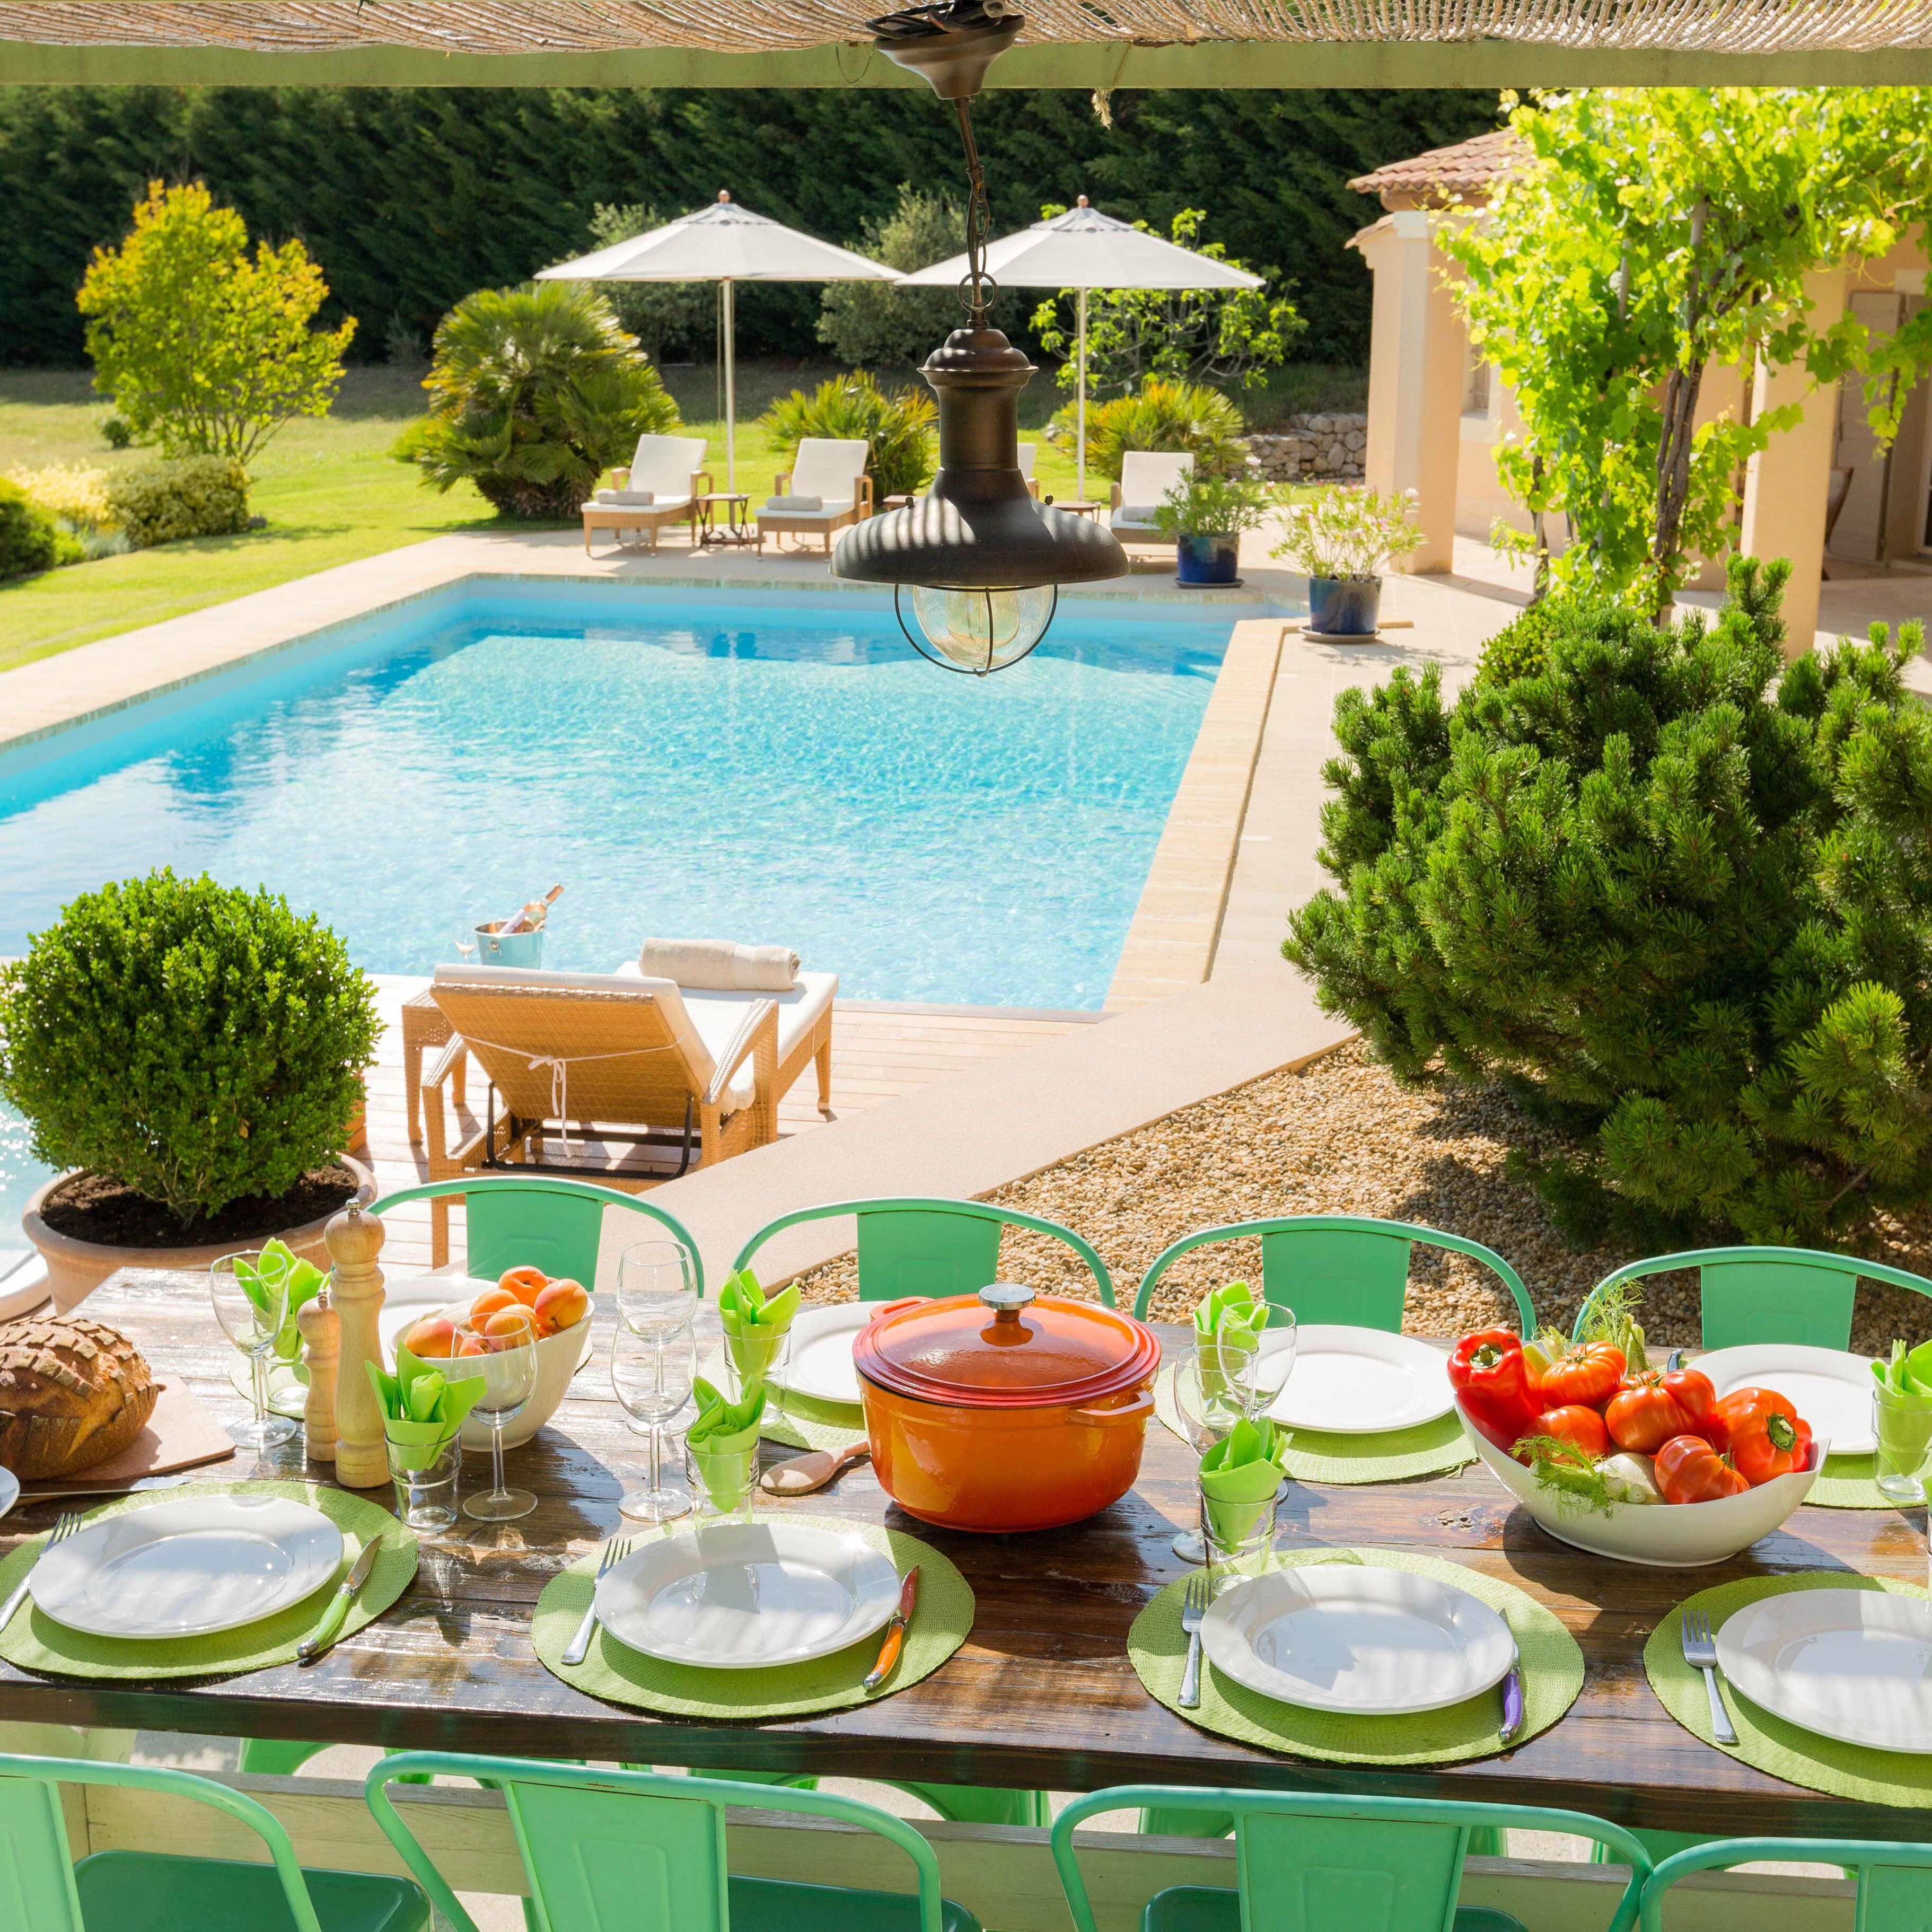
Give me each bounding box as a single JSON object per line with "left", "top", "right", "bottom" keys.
{"left": 1570, "top": 1244, "right": 1932, "bottom": 1349}
{"left": 1638, "top": 1835, "right": 1932, "bottom": 1930}
{"left": 1132, "top": 1215, "right": 1534, "bottom": 1332}
{"left": 367, "top": 1174, "right": 704, "bottom": 1296}
{"left": 731, "top": 1197, "right": 1114, "bottom": 1306}
{"left": 365, "top": 1752, "right": 983, "bottom": 1932}
{"left": 0, "top": 1750, "right": 427, "bottom": 1931}
{"left": 1053, "top": 1784, "right": 1655, "bottom": 1932}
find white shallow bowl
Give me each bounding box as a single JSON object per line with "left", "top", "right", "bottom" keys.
{"left": 1461, "top": 1401, "right": 1825, "bottom": 1567}
{"left": 380, "top": 1276, "right": 596, "bottom": 1450}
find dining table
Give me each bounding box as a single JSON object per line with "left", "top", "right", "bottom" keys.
{"left": 4, "top": 1266, "right": 1930, "bottom": 1849}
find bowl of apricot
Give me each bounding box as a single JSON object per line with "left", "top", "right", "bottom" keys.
{"left": 389, "top": 1267, "right": 595, "bottom": 1451}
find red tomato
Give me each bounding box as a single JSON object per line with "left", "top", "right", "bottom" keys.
{"left": 1712, "top": 1386, "right": 1813, "bottom": 1484}
{"left": 1654, "top": 1433, "right": 1750, "bottom": 1504}
{"left": 1532, "top": 1404, "right": 1610, "bottom": 1459}
{"left": 1535, "top": 1342, "right": 1626, "bottom": 1410}
{"left": 1605, "top": 1368, "right": 1720, "bottom": 1453}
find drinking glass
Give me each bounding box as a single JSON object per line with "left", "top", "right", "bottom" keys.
{"left": 686, "top": 1437, "right": 759, "bottom": 1523}
{"left": 617, "top": 1240, "right": 698, "bottom": 1337}
{"left": 453, "top": 923, "right": 478, "bottom": 964}
{"left": 460, "top": 1310, "right": 539, "bottom": 1522}
{"left": 389, "top": 1435, "right": 460, "bottom": 1531}
{"left": 723, "top": 1323, "right": 791, "bottom": 1427}
{"left": 1875, "top": 1386, "right": 1932, "bottom": 1503}
{"left": 1171, "top": 1350, "right": 1245, "bottom": 1562}
{"left": 1200, "top": 1485, "right": 1279, "bottom": 1597}
{"left": 612, "top": 1322, "right": 697, "bottom": 1523}
{"left": 209, "top": 1251, "right": 298, "bottom": 1449}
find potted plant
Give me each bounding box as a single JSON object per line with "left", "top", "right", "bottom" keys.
{"left": 1270, "top": 485, "right": 1424, "bottom": 635}
{"left": 0, "top": 870, "right": 381, "bottom": 1310}
{"left": 1154, "top": 469, "right": 1277, "bottom": 586}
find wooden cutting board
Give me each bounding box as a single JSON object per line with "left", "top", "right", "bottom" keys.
{"left": 17, "top": 1379, "right": 237, "bottom": 1497}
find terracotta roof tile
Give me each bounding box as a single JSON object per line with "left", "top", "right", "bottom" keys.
{"left": 1348, "top": 128, "right": 1525, "bottom": 208}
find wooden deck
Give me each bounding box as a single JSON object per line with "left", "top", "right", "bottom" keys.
{"left": 358, "top": 977, "right": 1094, "bottom": 1271}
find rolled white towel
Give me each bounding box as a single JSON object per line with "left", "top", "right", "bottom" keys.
{"left": 1113, "top": 504, "right": 1163, "bottom": 523}
{"left": 594, "top": 488, "right": 657, "bottom": 505}
{"left": 764, "top": 493, "right": 824, "bottom": 512}
{"left": 639, "top": 937, "right": 800, "bottom": 992}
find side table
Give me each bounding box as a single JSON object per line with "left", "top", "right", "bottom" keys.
{"left": 400, "top": 990, "right": 462, "bottom": 1144}
{"left": 696, "top": 492, "right": 754, "bottom": 547}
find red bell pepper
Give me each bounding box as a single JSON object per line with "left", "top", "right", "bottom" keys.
{"left": 1711, "top": 1386, "right": 1814, "bottom": 1484}
{"left": 1450, "top": 1328, "right": 1542, "bottom": 1452}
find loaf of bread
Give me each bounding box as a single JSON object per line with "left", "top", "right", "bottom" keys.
{"left": 0, "top": 1317, "right": 159, "bottom": 1479}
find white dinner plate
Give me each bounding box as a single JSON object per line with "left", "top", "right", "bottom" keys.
{"left": 30, "top": 1495, "right": 344, "bottom": 1640}
{"left": 768, "top": 1303, "right": 872, "bottom": 1407}
{"left": 1692, "top": 1344, "right": 1876, "bottom": 1456}
{"left": 1201, "top": 1565, "right": 1516, "bottom": 1715}
{"left": 1267, "top": 1326, "right": 1454, "bottom": 1434}
{"left": 595, "top": 1522, "right": 901, "bottom": 1669}
{"left": 0, "top": 1467, "right": 19, "bottom": 1521}
{"left": 1717, "top": 1588, "right": 1932, "bottom": 1752}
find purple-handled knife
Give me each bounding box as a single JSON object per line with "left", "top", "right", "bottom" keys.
{"left": 1499, "top": 1649, "right": 1524, "bottom": 1745}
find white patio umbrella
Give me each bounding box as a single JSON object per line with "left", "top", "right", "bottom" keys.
{"left": 900, "top": 197, "right": 1262, "bottom": 506}
{"left": 538, "top": 192, "right": 898, "bottom": 493}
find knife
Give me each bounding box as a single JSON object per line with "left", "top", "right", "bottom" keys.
{"left": 1499, "top": 1645, "right": 1524, "bottom": 1746}
{"left": 863, "top": 1567, "right": 920, "bottom": 1692}
{"left": 297, "top": 1541, "right": 380, "bottom": 1663}
{"left": 19, "top": 1474, "right": 193, "bottom": 1506}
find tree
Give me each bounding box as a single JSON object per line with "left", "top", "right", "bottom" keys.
{"left": 396, "top": 282, "right": 681, "bottom": 520}
{"left": 1030, "top": 207, "right": 1304, "bottom": 400}
{"left": 1446, "top": 89, "right": 1932, "bottom": 617}
{"left": 818, "top": 186, "right": 967, "bottom": 373}
{"left": 1285, "top": 559, "right": 1932, "bottom": 1246}
{"left": 77, "top": 180, "right": 353, "bottom": 464}
{"left": 578, "top": 202, "right": 715, "bottom": 365}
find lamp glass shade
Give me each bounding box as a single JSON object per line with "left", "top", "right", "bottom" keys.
{"left": 902, "top": 583, "right": 1057, "bottom": 675}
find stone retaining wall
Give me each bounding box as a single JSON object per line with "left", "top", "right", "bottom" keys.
{"left": 1242, "top": 413, "right": 1367, "bottom": 484}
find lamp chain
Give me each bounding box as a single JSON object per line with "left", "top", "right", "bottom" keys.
{"left": 952, "top": 96, "right": 997, "bottom": 323}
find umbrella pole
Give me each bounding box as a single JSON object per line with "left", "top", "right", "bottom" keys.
{"left": 1076, "top": 287, "right": 1088, "bottom": 506}
{"left": 722, "top": 277, "right": 736, "bottom": 496}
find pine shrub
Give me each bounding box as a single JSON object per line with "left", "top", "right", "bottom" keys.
{"left": 0, "top": 871, "right": 381, "bottom": 1227}
{"left": 104, "top": 458, "right": 251, "bottom": 547}
{"left": 1286, "top": 558, "right": 1932, "bottom": 1245}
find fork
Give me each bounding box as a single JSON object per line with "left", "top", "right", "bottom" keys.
{"left": 0, "top": 1513, "right": 82, "bottom": 1630}
{"left": 561, "top": 1535, "right": 633, "bottom": 1666}
{"left": 1681, "top": 1609, "right": 1737, "bottom": 1745}
{"left": 1178, "top": 1572, "right": 1211, "bottom": 1710}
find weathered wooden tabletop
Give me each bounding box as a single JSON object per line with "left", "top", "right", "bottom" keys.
{"left": 3, "top": 1268, "right": 1927, "bottom": 1841}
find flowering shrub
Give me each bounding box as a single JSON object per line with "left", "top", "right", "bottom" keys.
{"left": 1271, "top": 486, "right": 1422, "bottom": 581}
{"left": 104, "top": 458, "right": 251, "bottom": 548}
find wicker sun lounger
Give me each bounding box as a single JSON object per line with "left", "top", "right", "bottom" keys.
{"left": 582, "top": 434, "right": 711, "bottom": 553}
{"left": 755, "top": 437, "right": 872, "bottom": 555}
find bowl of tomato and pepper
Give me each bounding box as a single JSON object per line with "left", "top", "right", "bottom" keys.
{"left": 1449, "top": 1327, "right": 1824, "bottom": 1567}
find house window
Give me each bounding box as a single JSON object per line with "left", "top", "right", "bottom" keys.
{"left": 1463, "top": 345, "right": 1492, "bottom": 418}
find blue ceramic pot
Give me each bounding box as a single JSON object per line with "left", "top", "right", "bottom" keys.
{"left": 1306, "top": 576, "right": 1382, "bottom": 636}
{"left": 1175, "top": 533, "right": 1241, "bottom": 586}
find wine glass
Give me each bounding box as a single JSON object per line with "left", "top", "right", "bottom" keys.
{"left": 459, "top": 1309, "right": 539, "bottom": 1522}
{"left": 452, "top": 922, "right": 478, "bottom": 964}
{"left": 617, "top": 1240, "right": 698, "bottom": 1338}
{"left": 1171, "top": 1350, "right": 1245, "bottom": 1562}
{"left": 209, "top": 1251, "right": 298, "bottom": 1449}
{"left": 612, "top": 1323, "right": 697, "bottom": 1523}
{"left": 1241, "top": 1304, "right": 1299, "bottom": 1422}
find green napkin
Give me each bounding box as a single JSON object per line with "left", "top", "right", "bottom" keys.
{"left": 234, "top": 1237, "right": 327, "bottom": 1364}
{"left": 718, "top": 1267, "right": 801, "bottom": 1385}
{"left": 688, "top": 1374, "right": 765, "bottom": 1509}
{"left": 366, "top": 1346, "right": 485, "bottom": 1470}
{"left": 1199, "top": 1415, "right": 1289, "bottom": 1543}
{"left": 1195, "top": 1279, "right": 1267, "bottom": 1402}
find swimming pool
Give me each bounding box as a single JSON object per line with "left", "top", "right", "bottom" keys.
{"left": 0, "top": 578, "right": 1236, "bottom": 1245}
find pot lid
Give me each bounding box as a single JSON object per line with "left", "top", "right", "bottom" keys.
{"left": 854, "top": 1284, "right": 1161, "bottom": 1410}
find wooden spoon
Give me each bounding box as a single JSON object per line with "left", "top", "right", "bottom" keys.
{"left": 760, "top": 1443, "right": 870, "bottom": 1496}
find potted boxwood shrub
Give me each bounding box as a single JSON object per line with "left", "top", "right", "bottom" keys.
{"left": 1270, "top": 485, "right": 1424, "bottom": 635}
{"left": 0, "top": 870, "right": 381, "bottom": 1309}
{"left": 1153, "top": 468, "right": 1277, "bottom": 586}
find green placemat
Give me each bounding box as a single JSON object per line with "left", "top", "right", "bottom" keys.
{"left": 1807, "top": 1454, "right": 1895, "bottom": 1509}
{"left": 1645, "top": 1573, "right": 1932, "bottom": 1805}
{"left": 0, "top": 1480, "right": 417, "bottom": 1681}
{"left": 533, "top": 1513, "right": 969, "bottom": 1718}
{"left": 1131, "top": 1547, "right": 1583, "bottom": 1764}
{"left": 1154, "top": 1365, "right": 1475, "bottom": 1485}
{"left": 699, "top": 1349, "right": 868, "bottom": 1455}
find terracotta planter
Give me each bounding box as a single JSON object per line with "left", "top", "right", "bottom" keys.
{"left": 22, "top": 1155, "right": 375, "bottom": 1313}
{"left": 854, "top": 1284, "right": 1161, "bottom": 1534}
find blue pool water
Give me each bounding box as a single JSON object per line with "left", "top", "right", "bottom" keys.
{"left": 0, "top": 579, "right": 1234, "bottom": 1240}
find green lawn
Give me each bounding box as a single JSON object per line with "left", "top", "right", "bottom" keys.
{"left": 0, "top": 358, "right": 1099, "bottom": 675}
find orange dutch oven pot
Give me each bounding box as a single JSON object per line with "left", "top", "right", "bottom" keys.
{"left": 853, "top": 1283, "right": 1163, "bottom": 1533}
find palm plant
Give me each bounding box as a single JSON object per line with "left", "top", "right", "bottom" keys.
{"left": 758, "top": 373, "right": 936, "bottom": 501}
{"left": 397, "top": 282, "right": 681, "bottom": 520}
{"left": 1049, "top": 377, "right": 1245, "bottom": 482}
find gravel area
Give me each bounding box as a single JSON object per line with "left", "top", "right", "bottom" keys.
{"left": 795, "top": 1039, "right": 1932, "bottom": 1351}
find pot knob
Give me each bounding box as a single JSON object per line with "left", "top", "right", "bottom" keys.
{"left": 978, "top": 1281, "right": 1035, "bottom": 1325}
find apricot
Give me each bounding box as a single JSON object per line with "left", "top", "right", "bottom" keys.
{"left": 469, "top": 1286, "right": 517, "bottom": 1324}
{"left": 499, "top": 1266, "right": 548, "bottom": 1309}
{"left": 532, "top": 1278, "right": 588, "bottom": 1338}
{"left": 454, "top": 1334, "right": 487, "bottom": 1358}
{"left": 482, "top": 1307, "right": 536, "bottom": 1347}
{"left": 406, "top": 1314, "right": 457, "bottom": 1359}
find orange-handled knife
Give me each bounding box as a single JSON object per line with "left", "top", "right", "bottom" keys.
{"left": 864, "top": 1566, "right": 921, "bottom": 1691}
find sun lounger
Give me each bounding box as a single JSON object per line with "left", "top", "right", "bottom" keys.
{"left": 1109, "top": 451, "right": 1194, "bottom": 548}
{"left": 756, "top": 437, "right": 872, "bottom": 555}
{"left": 582, "top": 434, "right": 710, "bottom": 553}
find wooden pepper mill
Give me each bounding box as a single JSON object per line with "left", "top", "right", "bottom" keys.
{"left": 297, "top": 1286, "right": 340, "bottom": 1463}
{"left": 324, "top": 1199, "right": 389, "bottom": 1489}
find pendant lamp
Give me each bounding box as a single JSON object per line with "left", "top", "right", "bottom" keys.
{"left": 832, "top": 0, "right": 1127, "bottom": 674}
